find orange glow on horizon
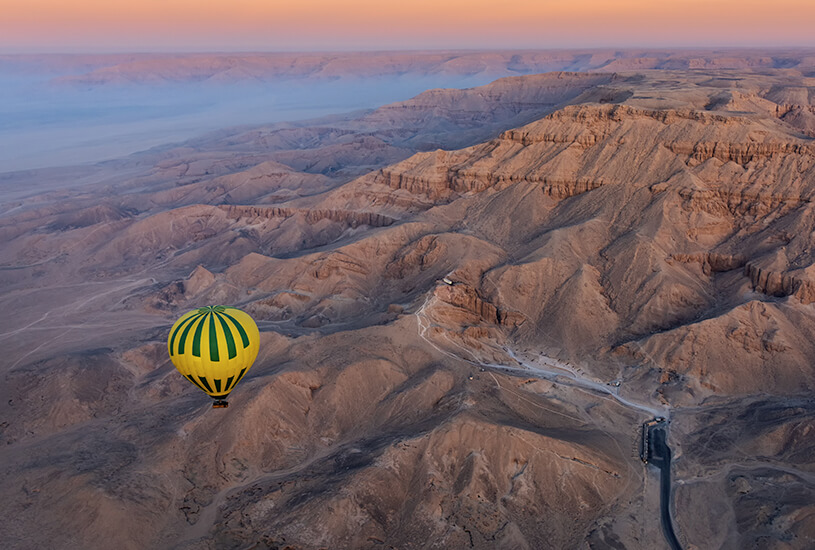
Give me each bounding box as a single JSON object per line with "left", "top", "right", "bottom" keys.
{"left": 2, "top": 0, "right": 815, "bottom": 52}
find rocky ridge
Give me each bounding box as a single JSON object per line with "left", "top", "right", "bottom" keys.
{"left": 37, "top": 49, "right": 815, "bottom": 86}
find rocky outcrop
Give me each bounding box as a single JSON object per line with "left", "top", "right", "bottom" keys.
{"left": 376, "top": 166, "right": 454, "bottom": 201}
{"left": 219, "top": 205, "right": 396, "bottom": 228}
{"left": 454, "top": 173, "right": 606, "bottom": 199}
{"left": 668, "top": 140, "right": 814, "bottom": 165}
{"left": 744, "top": 262, "right": 815, "bottom": 303}
{"left": 777, "top": 104, "right": 815, "bottom": 137}
{"left": 435, "top": 284, "right": 523, "bottom": 328}
{"left": 378, "top": 161, "right": 608, "bottom": 201}
{"left": 536, "top": 104, "right": 740, "bottom": 126}
{"left": 668, "top": 253, "right": 747, "bottom": 275}
{"left": 312, "top": 254, "right": 370, "bottom": 280}
{"left": 384, "top": 235, "right": 445, "bottom": 278}
{"left": 449, "top": 168, "right": 608, "bottom": 199}
{"left": 677, "top": 188, "right": 809, "bottom": 217}
{"left": 500, "top": 128, "right": 607, "bottom": 147}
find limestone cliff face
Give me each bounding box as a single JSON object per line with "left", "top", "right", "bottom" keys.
{"left": 375, "top": 154, "right": 458, "bottom": 201}
{"left": 668, "top": 252, "right": 747, "bottom": 275}
{"left": 675, "top": 187, "right": 809, "bottom": 218}
{"left": 668, "top": 140, "right": 814, "bottom": 164}
{"left": 220, "top": 204, "right": 396, "bottom": 228}
{"left": 383, "top": 235, "right": 444, "bottom": 278}
{"left": 434, "top": 283, "right": 524, "bottom": 328}
{"left": 745, "top": 262, "right": 815, "bottom": 304}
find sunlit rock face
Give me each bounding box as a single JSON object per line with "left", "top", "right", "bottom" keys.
{"left": 2, "top": 52, "right": 815, "bottom": 549}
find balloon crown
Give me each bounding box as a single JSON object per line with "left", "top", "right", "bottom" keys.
{"left": 197, "top": 305, "right": 226, "bottom": 314}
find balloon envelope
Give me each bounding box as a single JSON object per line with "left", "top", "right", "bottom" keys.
{"left": 168, "top": 305, "right": 259, "bottom": 404}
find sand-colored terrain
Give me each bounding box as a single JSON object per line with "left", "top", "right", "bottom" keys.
{"left": 1, "top": 52, "right": 814, "bottom": 549}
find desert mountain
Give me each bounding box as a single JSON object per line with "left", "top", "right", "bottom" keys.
{"left": 28, "top": 49, "right": 815, "bottom": 86}
{"left": 1, "top": 62, "right": 814, "bottom": 549}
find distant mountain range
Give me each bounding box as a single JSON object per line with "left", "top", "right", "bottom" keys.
{"left": 2, "top": 48, "right": 815, "bottom": 85}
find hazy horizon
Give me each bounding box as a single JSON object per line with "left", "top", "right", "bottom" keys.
{"left": 0, "top": 71, "right": 503, "bottom": 172}
{"left": 4, "top": 46, "right": 815, "bottom": 173}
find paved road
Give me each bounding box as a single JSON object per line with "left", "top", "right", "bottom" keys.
{"left": 648, "top": 425, "right": 682, "bottom": 550}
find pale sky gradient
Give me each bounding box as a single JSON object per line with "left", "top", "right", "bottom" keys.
{"left": 2, "top": 0, "right": 814, "bottom": 52}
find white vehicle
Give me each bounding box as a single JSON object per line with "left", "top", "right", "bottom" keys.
{"left": 442, "top": 277, "right": 454, "bottom": 285}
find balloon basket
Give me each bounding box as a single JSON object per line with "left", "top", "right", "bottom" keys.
{"left": 212, "top": 400, "right": 229, "bottom": 409}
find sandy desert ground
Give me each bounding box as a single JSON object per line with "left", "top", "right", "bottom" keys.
{"left": 1, "top": 50, "right": 814, "bottom": 549}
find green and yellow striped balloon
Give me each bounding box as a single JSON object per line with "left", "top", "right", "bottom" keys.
{"left": 168, "top": 305, "right": 260, "bottom": 408}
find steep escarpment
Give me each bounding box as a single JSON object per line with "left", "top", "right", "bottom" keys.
{"left": 668, "top": 140, "right": 814, "bottom": 164}
{"left": 668, "top": 252, "right": 747, "bottom": 275}
{"left": 361, "top": 72, "right": 619, "bottom": 147}
{"left": 220, "top": 204, "right": 395, "bottom": 228}
{"left": 674, "top": 187, "right": 809, "bottom": 219}
{"left": 745, "top": 261, "right": 815, "bottom": 304}
{"left": 375, "top": 151, "right": 609, "bottom": 203}
{"left": 433, "top": 282, "right": 525, "bottom": 329}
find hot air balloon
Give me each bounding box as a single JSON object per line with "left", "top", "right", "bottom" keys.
{"left": 168, "top": 305, "right": 259, "bottom": 408}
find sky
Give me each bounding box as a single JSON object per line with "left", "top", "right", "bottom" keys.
{"left": 2, "top": 0, "right": 815, "bottom": 53}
